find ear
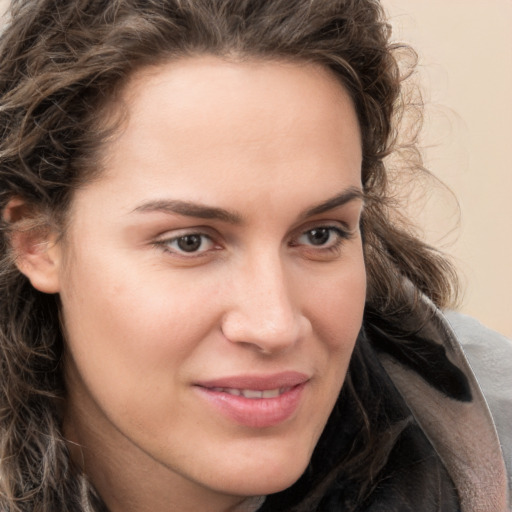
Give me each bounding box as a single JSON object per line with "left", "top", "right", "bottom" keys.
{"left": 3, "top": 198, "right": 62, "bottom": 294}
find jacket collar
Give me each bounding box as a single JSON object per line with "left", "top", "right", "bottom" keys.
{"left": 376, "top": 297, "right": 508, "bottom": 512}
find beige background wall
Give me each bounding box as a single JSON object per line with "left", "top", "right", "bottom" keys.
{"left": 382, "top": 0, "right": 512, "bottom": 337}
{"left": 1, "top": 1, "right": 511, "bottom": 337}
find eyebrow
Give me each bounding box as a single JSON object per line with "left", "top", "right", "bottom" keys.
{"left": 132, "top": 199, "right": 243, "bottom": 224}
{"left": 131, "top": 186, "right": 364, "bottom": 223}
{"left": 300, "top": 186, "right": 365, "bottom": 219}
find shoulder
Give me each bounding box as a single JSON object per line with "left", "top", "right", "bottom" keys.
{"left": 443, "top": 311, "right": 512, "bottom": 390}
{"left": 443, "top": 311, "right": 512, "bottom": 494}
{"left": 374, "top": 302, "right": 510, "bottom": 511}
{"left": 443, "top": 311, "right": 512, "bottom": 376}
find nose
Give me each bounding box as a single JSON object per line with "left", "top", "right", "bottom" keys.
{"left": 221, "top": 253, "right": 310, "bottom": 354}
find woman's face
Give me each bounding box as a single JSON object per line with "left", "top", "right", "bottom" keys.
{"left": 57, "top": 57, "right": 366, "bottom": 510}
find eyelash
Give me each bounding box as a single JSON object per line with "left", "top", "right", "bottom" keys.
{"left": 154, "top": 225, "right": 353, "bottom": 259}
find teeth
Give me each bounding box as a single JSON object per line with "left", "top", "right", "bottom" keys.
{"left": 242, "top": 389, "right": 264, "bottom": 399}
{"left": 261, "top": 388, "right": 281, "bottom": 398}
{"left": 211, "top": 387, "right": 290, "bottom": 399}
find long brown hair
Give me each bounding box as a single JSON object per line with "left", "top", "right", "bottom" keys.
{"left": 0, "top": 0, "right": 458, "bottom": 510}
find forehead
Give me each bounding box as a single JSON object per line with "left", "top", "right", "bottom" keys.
{"left": 115, "top": 56, "right": 361, "bottom": 160}
{"left": 75, "top": 56, "right": 362, "bottom": 217}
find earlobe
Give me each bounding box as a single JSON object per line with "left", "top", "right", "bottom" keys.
{"left": 3, "top": 198, "right": 62, "bottom": 294}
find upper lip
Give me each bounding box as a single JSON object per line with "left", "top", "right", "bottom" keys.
{"left": 195, "top": 371, "right": 310, "bottom": 391}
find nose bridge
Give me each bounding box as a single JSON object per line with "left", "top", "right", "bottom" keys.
{"left": 222, "top": 247, "right": 303, "bottom": 352}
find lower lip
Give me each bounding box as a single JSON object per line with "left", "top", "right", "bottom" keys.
{"left": 195, "top": 383, "right": 306, "bottom": 428}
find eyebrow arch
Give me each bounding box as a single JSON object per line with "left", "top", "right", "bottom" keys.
{"left": 132, "top": 199, "right": 243, "bottom": 224}
{"left": 131, "top": 186, "right": 365, "bottom": 224}
{"left": 300, "top": 186, "right": 365, "bottom": 219}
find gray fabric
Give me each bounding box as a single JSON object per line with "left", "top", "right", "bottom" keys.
{"left": 444, "top": 311, "right": 512, "bottom": 502}
{"left": 379, "top": 304, "right": 509, "bottom": 511}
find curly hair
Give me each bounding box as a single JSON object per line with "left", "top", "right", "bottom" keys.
{"left": 0, "top": 0, "right": 458, "bottom": 510}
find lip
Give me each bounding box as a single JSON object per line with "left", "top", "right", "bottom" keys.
{"left": 196, "top": 371, "right": 310, "bottom": 391}
{"left": 194, "top": 371, "right": 309, "bottom": 428}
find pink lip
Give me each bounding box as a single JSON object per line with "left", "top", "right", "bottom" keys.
{"left": 194, "top": 371, "right": 309, "bottom": 429}
{"left": 196, "top": 371, "right": 309, "bottom": 390}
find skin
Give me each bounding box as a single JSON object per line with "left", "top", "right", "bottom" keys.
{"left": 17, "top": 57, "right": 366, "bottom": 511}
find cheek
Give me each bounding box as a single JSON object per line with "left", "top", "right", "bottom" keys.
{"left": 300, "top": 247, "right": 366, "bottom": 397}
{"left": 62, "top": 244, "right": 207, "bottom": 334}
{"left": 58, "top": 250, "right": 220, "bottom": 397}
{"left": 59, "top": 260, "right": 221, "bottom": 435}
{"left": 301, "top": 265, "right": 366, "bottom": 454}
{"left": 302, "top": 247, "right": 366, "bottom": 349}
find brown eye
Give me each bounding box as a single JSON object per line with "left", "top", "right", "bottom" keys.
{"left": 306, "top": 228, "right": 331, "bottom": 246}
{"left": 177, "top": 234, "right": 203, "bottom": 252}
{"left": 160, "top": 233, "right": 216, "bottom": 255}
{"left": 297, "top": 227, "right": 347, "bottom": 248}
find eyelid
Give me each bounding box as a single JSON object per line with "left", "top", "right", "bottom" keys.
{"left": 292, "top": 217, "right": 354, "bottom": 238}
{"left": 295, "top": 225, "right": 351, "bottom": 243}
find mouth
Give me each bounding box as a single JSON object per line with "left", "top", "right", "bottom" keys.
{"left": 194, "top": 372, "right": 309, "bottom": 428}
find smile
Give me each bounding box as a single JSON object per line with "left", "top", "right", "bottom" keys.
{"left": 194, "top": 372, "right": 309, "bottom": 428}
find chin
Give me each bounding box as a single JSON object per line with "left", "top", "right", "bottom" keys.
{"left": 216, "top": 472, "right": 304, "bottom": 498}
{"left": 206, "top": 447, "right": 312, "bottom": 497}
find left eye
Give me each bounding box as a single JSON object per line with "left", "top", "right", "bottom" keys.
{"left": 162, "top": 233, "right": 215, "bottom": 254}
{"left": 296, "top": 227, "right": 346, "bottom": 248}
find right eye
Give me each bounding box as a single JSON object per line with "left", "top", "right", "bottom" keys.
{"left": 156, "top": 232, "right": 217, "bottom": 256}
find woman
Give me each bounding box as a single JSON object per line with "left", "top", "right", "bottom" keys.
{"left": 0, "top": 0, "right": 509, "bottom": 511}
